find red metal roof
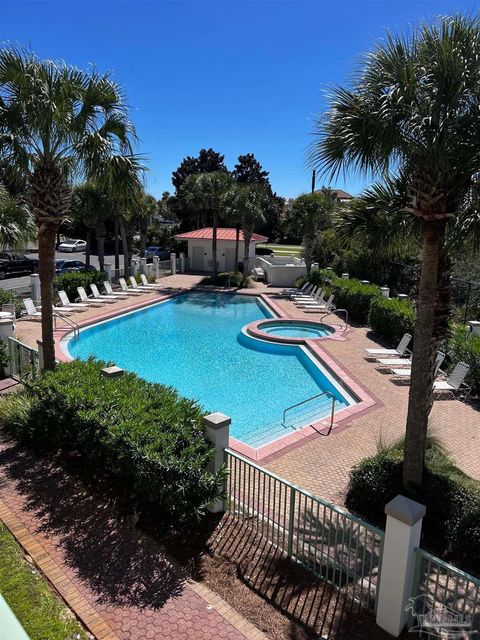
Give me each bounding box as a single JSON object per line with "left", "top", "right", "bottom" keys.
{"left": 175, "top": 227, "right": 268, "bottom": 242}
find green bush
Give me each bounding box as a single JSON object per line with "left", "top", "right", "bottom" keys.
{"left": 346, "top": 439, "right": 480, "bottom": 574}
{"left": 295, "top": 268, "right": 336, "bottom": 289}
{"left": 0, "top": 359, "right": 224, "bottom": 528}
{"left": 53, "top": 271, "right": 106, "bottom": 302}
{"left": 329, "top": 278, "right": 381, "bottom": 324}
{"left": 0, "top": 289, "right": 24, "bottom": 318}
{"left": 447, "top": 324, "right": 480, "bottom": 394}
{"left": 368, "top": 296, "right": 415, "bottom": 344}
{"left": 201, "top": 271, "right": 253, "bottom": 288}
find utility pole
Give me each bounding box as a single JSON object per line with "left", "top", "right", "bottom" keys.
{"left": 311, "top": 169, "right": 316, "bottom": 193}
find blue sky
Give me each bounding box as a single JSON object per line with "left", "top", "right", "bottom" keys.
{"left": 3, "top": 0, "right": 480, "bottom": 199}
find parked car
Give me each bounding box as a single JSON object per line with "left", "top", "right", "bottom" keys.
{"left": 145, "top": 246, "right": 170, "bottom": 261}
{"left": 58, "top": 239, "right": 87, "bottom": 252}
{"left": 0, "top": 252, "right": 38, "bottom": 279}
{"left": 54, "top": 259, "right": 97, "bottom": 274}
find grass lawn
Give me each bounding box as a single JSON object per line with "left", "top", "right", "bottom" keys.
{"left": 256, "top": 243, "right": 303, "bottom": 256}
{"left": 0, "top": 522, "right": 88, "bottom": 640}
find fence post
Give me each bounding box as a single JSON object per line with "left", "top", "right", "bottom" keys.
{"left": 30, "top": 273, "right": 41, "bottom": 305}
{"left": 376, "top": 495, "right": 426, "bottom": 637}
{"left": 287, "top": 487, "right": 296, "bottom": 557}
{"left": 179, "top": 253, "right": 185, "bottom": 273}
{"left": 0, "top": 319, "right": 14, "bottom": 377}
{"left": 36, "top": 339, "right": 44, "bottom": 371}
{"left": 104, "top": 263, "right": 113, "bottom": 282}
{"left": 170, "top": 252, "right": 177, "bottom": 276}
{"left": 204, "top": 412, "right": 230, "bottom": 513}
{"left": 341, "top": 272, "right": 349, "bottom": 279}
{"left": 140, "top": 257, "right": 147, "bottom": 275}
{"left": 380, "top": 286, "right": 390, "bottom": 298}
{"left": 153, "top": 256, "right": 159, "bottom": 279}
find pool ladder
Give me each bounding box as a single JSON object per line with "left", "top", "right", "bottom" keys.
{"left": 53, "top": 310, "right": 80, "bottom": 339}
{"left": 282, "top": 390, "right": 336, "bottom": 436}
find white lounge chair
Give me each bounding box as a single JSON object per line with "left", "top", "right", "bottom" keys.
{"left": 58, "top": 290, "right": 89, "bottom": 311}
{"left": 303, "top": 293, "right": 335, "bottom": 313}
{"left": 290, "top": 283, "right": 314, "bottom": 299}
{"left": 365, "top": 333, "right": 412, "bottom": 358}
{"left": 103, "top": 281, "right": 129, "bottom": 299}
{"left": 108, "top": 280, "right": 138, "bottom": 296}
{"left": 77, "top": 286, "right": 106, "bottom": 306}
{"left": 377, "top": 356, "right": 412, "bottom": 366}
{"left": 119, "top": 278, "right": 143, "bottom": 295}
{"left": 391, "top": 351, "right": 445, "bottom": 378}
{"left": 433, "top": 362, "right": 471, "bottom": 396}
{"left": 292, "top": 285, "right": 318, "bottom": 301}
{"left": 90, "top": 283, "right": 117, "bottom": 303}
{"left": 284, "top": 282, "right": 309, "bottom": 295}
{"left": 129, "top": 276, "right": 151, "bottom": 291}
{"left": 22, "top": 298, "right": 42, "bottom": 320}
{"left": 139, "top": 274, "right": 163, "bottom": 289}
{"left": 297, "top": 290, "right": 325, "bottom": 307}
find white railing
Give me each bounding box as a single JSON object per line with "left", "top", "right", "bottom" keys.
{"left": 225, "top": 448, "right": 384, "bottom": 612}
{"left": 8, "top": 336, "right": 40, "bottom": 380}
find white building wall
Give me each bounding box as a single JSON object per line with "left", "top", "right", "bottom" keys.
{"left": 186, "top": 238, "right": 257, "bottom": 272}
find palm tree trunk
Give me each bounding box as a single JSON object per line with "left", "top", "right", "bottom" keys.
{"left": 235, "top": 226, "right": 240, "bottom": 272}
{"left": 212, "top": 211, "right": 218, "bottom": 277}
{"left": 243, "top": 228, "right": 252, "bottom": 285}
{"left": 139, "top": 225, "right": 147, "bottom": 258}
{"left": 96, "top": 223, "right": 105, "bottom": 272}
{"left": 38, "top": 223, "right": 57, "bottom": 370}
{"left": 403, "top": 219, "right": 447, "bottom": 488}
{"left": 304, "top": 234, "right": 314, "bottom": 276}
{"left": 114, "top": 216, "right": 120, "bottom": 271}
{"left": 120, "top": 217, "right": 130, "bottom": 275}
{"left": 85, "top": 228, "right": 91, "bottom": 267}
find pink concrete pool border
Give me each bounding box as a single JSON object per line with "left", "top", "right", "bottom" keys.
{"left": 56, "top": 288, "right": 377, "bottom": 462}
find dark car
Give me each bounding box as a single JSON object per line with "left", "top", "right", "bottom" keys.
{"left": 55, "top": 259, "right": 97, "bottom": 275}
{"left": 0, "top": 252, "right": 38, "bottom": 279}
{"left": 145, "top": 246, "right": 170, "bottom": 261}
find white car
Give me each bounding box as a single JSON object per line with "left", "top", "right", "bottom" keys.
{"left": 58, "top": 239, "right": 87, "bottom": 253}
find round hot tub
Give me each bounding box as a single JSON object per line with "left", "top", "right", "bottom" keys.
{"left": 261, "top": 320, "right": 334, "bottom": 339}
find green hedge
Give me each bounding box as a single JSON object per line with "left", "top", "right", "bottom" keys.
{"left": 0, "top": 359, "right": 223, "bottom": 528}
{"left": 447, "top": 324, "right": 480, "bottom": 395}
{"left": 346, "top": 440, "right": 480, "bottom": 574}
{"left": 328, "top": 279, "right": 381, "bottom": 324}
{"left": 0, "top": 289, "right": 24, "bottom": 318}
{"left": 201, "top": 271, "right": 253, "bottom": 288}
{"left": 53, "top": 271, "right": 106, "bottom": 302}
{"left": 368, "top": 296, "right": 415, "bottom": 344}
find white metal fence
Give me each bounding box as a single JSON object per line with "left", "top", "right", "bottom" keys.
{"left": 225, "top": 448, "right": 384, "bottom": 612}
{"left": 8, "top": 337, "right": 40, "bottom": 380}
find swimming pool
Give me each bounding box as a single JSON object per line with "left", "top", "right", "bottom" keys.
{"left": 66, "top": 293, "right": 355, "bottom": 448}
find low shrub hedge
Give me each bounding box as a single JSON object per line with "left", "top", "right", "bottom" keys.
{"left": 447, "top": 324, "right": 480, "bottom": 395}
{"left": 0, "top": 289, "right": 24, "bottom": 318}
{"left": 0, "top": 359, "right": 223, "bottom": 528}
{"left": 368, "top": 296, "right": 415, "bottom": 344}
{"left": 53, "top": 271, "right": 106, "bottom": 302}
{"left": 346, "top": 439, "right": 480, "bottom": 574}
{"left": 201, "top": 271, "right": 253, "bottom": 288}
{"left": 328, "top": 279, "right": 381, "bottom": 324}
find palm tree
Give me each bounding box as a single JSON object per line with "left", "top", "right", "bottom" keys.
{"left": 136, "top": 192, "right": 158, "bottom": 258}
{"left": 0, "top": 48, "right": 136, "bottom": 369}
{"left": 226, "top": 184, "right": 266, "bottom": 282}
{"left": 309, "top": 15, "right": 480, "bottom": 487}
{"left": 0, "top": 182, "right": 35, "bottom": 249}
{"left": 71, "top": 183, "right": 111, "bottom": 271}
{"left": 288, "top": 192, "right": 333, "bottom": 276}
{"left": 179, "top": 172, "right": 232, "bottom": 276}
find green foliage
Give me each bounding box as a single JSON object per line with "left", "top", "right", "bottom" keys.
{"left": 346, "top": 438, "right": 480, "bottom": 574}
{"left": 201, "top": 271, "right": 253, "bottom": 288}
{"left": 368, "top": 296, "right": 415, "bottom": 344}
{"left": 327, "top": 278, "right": 381, "bottom": 324}
{"left": 0, "top": 359, "right": 223, "bottom": 527}
{"left": 447, "top": 324, "right": 480, "bottom": 394}
{"left": 53, "top": 271, "right": 106, "bottom": 302}
{"left": 0, "top": 523, "right": 88, "bottom": 640}
{"left": 0, "top": 340, "right": 9, "bottom": 369}
{"left": 172, "top": 148, "right": 228, "bottom": 192}
{"left": 0, "top": 289, "right": 23, "bottom": 318}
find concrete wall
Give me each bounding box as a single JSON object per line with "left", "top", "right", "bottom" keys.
{"left": 256, "top": 256, "right": 314, "bottom": 287}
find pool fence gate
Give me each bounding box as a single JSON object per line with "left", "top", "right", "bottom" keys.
{"left": 204, "top": 412, "right": 480, "bottom": 638}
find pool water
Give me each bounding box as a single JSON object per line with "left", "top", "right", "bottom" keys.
{"left": 261, "top": 321, "right": 334, "bottom": 339}
{"left": 67, "top": 293, "right": 353, "bottom": 448}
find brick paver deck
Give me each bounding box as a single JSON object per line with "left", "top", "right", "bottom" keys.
{"left": 0, "top": 436, "right": 267, "bottom": 640}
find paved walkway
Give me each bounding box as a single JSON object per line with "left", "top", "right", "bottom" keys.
{"left": 0, "top": 437, "right": 266, "bottom": 640}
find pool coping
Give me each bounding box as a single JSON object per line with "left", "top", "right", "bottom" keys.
{"left": 55, "top": 288, "right": 378, "bottom": 462}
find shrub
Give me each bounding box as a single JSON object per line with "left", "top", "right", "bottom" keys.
{"left": 0, "top": 359, "right": 223, "bottom": 528}
{"left": 53, "top": 271, "right": 106, "bottom": 302}
{"left": 329, "top": 279, "right": 381, "bottom": 324}
{"left": 0, "top": 289, "right": 24, "bottom": 318}
{"left": 201, "top": 271, "right": 253, "bottom": 288}
{"left": 0, "top": 340, "right": 10, "bottom": 370}
{"left": 346, "top": 439, "right": 480, "bottom": 574}
{"left": 447, "top": 324, "right": 480, "bottom": 395}
{"left": 295, "top": 268, "right": 337, "bottom": 289}
{"left": 368, "top": 296, "right": 415, "bottom": 344}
